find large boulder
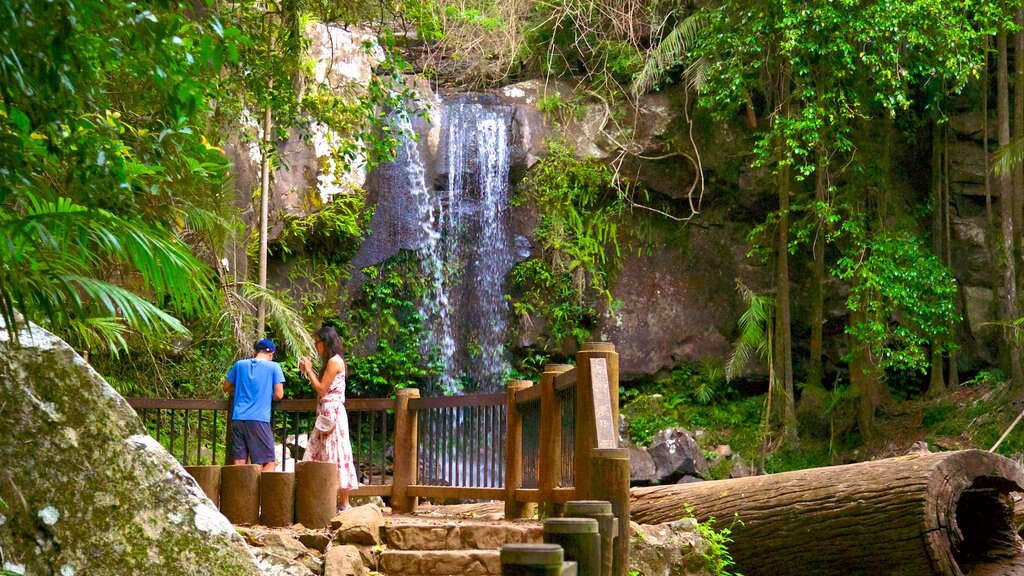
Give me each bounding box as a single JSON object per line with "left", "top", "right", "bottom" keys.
{"left": 648, "top": 428, "right": 710, "bottom": 483}
{"left": 0, "top": 319, "right": 261, "bottom": 575}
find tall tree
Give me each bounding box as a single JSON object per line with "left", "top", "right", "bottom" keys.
{"left": 997, "top": 27, "right": 1024, "bottom": 389}
{"left": 686, "top": 0, "right": 991, "bottom": 436}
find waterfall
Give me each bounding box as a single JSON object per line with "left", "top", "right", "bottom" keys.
{"left": 360, "top": 94, "right": 516, "bottom": 394}
{"left": 421, "top": 96, "right": 514, "bottom": 393}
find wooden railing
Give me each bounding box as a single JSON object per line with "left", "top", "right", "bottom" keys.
{"left": 125, "top": 341, "right": 620, "bottom": 515}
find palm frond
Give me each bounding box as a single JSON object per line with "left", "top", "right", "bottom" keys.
{"left": 726, "top": 281, "right": 774, "bottom": 381}
{"left": 63, "top": 317, "right": 131, "bottom": 357}
{"left": 632, "top": 13, "right": 707, "bottom": 97}
{"left": 993, "top": 135, "right": 1024, "bottom": 176}
{"left": 0, "top": 192, "right": 213, "bottom": 342}
{"left": 238, "top": 282, "right": 316, "bottom": 357}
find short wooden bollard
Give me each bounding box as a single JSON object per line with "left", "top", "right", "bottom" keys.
{"left": 590, "top": 449, "right": 630, "bottom": 576}
{"left": 259, "top": 471, "right": 295, "bottom": 527}
{"left": 184, "top": 465, "right": 222, "bottom": 508}
{"left": 543, "top": 518, "right": 600, "bottom": 576}
{"left": 565, "top": 501, "right": 616, "bottom": 576}
{"left": 501, "top": 543, "right": 575, "bottom": 576}
{"left": 295, "top": 461, "right": 337, "bottom": 528}
{"left": 220, "top": 464, "right": 261, "bottom": 525}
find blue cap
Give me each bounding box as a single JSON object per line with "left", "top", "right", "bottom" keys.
{"left": 254, "top": 339, "right": 276, "bottom": 353}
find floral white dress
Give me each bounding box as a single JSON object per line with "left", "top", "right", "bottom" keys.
{"left": 302, "top": 362, "right": 359, "bottom": 490}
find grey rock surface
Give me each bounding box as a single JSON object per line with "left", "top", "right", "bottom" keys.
{"left": 0, "top": 319, "right": 261, "bottom": 575}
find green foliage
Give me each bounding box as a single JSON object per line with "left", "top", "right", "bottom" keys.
{"left": 535, "top": 93, "right": 584, "bottom": 125}
{"left": 625, "top": 395, "right": 679, "bottom": 445}
{"left": 523, "top": 0, "right": 668, "bottom": 99}
{"left": 922, "top": 401, "right": 958, "bottom": 428}
{"left": 343, "top": 253, "right": 441, "bottom": 397}
{"left": 682, "top": 505, "right": 743, "bottom": 576}
{"left": 510, "top": 140, "right": 626, "bottom": 349}
{"left": 835, "top": 232, "right": 960, "bottom": 375}
{"left": 725, "top": 282, "right": 774, "bottom": 382}
{"left": 0, "top": 0, "right": 234, "bottom": 348}
{"left": 278, "top": 193, "right": 369, "bottom": 262}
{"left": 965, "top": 369, "right": 1007, "bottom": 388}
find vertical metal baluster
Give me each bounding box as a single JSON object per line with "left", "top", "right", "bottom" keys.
{"left": 187, "top": 409, "right": 193, "bottom": 466}
{"left": 492, "top": 405, "right": 498, "bottom": 487}
{"left": 170, "top": 410, "right": 177, "bottom": 462}
{"left": 444, "top": 407, "right": 450, "bottom": 486}
{"left": 197, "top": 410, "right": 203, "bottom": 465}
{"left": 500, "top": 405, "right": 505, "bottom": 485}
{"left": 451, "top": 407, "right": 458, "bottom": 487}
{"left": 485, "top": 405, "right": 490, "bottom": 486}
{"left": 370, "top": 409, "right": 377, "bottom": 486}
{"left": 430, "top": 409, "right": 437, "bottom": 485}
{"left": 473, "top": 406, "right": 479, "bottom": 486}
{"left": 212, "top": 410, "right": 218, "bottom": 465}
{"left": 461, "top": 407, "right": 468, "bottom": 488}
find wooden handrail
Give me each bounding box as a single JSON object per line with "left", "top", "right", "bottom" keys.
{"left": 126, "top": 397, "right": 394, "bottom": 412}
{"left": 553, "top": 367, "right": 577, "bottom": 390}
{"left": 515, "top": 384, "right": 542, "bottom": 404}
{"left": 409, "top": 392, "right": 505, "bottom": 410}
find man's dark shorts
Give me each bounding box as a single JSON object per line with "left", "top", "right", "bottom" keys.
{"left": 231, "top": 420, "right": 276, "bottom": 464}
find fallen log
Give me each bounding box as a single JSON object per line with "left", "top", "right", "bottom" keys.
{"left": 630, "top": 450, "right": 1024, "bottom": 576}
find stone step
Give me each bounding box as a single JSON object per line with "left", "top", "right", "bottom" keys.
{"left": 382, "top": 522, "right": 542, "bottom": 551}
{"left": 378, "top": 549, "right": 501, "bottom": 575}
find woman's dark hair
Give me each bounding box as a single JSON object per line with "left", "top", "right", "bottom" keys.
{"left": 314, "top": 325, "right": 345, "bottom": 361}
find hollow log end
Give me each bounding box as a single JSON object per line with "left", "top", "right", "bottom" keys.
{"left": 926, "top": 450, "right": 1024, "bottom": 576}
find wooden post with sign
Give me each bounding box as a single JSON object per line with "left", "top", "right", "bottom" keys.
{"left": 506, "top": 379, "right": 535, "bottom": 520}
{"left": 575, "top": 342, "right": 620, "bottom": 500}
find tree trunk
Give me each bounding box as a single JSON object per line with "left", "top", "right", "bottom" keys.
{"left": 945, "top": 123, "right": 961, "bottom": 388}
{"left": 929, "top": 119, "right": 946, "bottom": 395}
{"left": 807, "top": 152, "right": 825, "bottom": 390}
{"left": 848, "top": 305, "right": 879, "bottom": 438}
{"left": 774, "top": 82, "right": 798, "bottom": 447}
{"left": 630, "top": 450, "right": 1024, "bottom": 576}
{"left": 1015, "top": 13, "right": 1024, "bottom": 285}
{"left": 998, "top": 29, "right": 1023, "bottom": 390}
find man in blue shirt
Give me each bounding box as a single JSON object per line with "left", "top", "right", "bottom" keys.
{"left": 224, "top": 339, "right": 285, "bottom": 471}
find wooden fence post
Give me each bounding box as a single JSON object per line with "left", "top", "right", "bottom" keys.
{"left": 540, "top": 364, "right": 572, "bottom": 517}
{"left": 590, "top": 448, "right": 630, "bottom": 576}
{"left": 575, "top": 342, "right": 619, "bottom": 500}
{"left": 506, "top": 379, "right": 534, "bottom": 520}
{"left": 392, "top": 388, "right": 420, "bottom": 514}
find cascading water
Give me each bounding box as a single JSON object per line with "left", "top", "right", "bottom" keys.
{"left": 422, "top": 97, "right": 514, "bottom": 393}
{"left": 359, "top": 94, "right": 517, "bottom": 394}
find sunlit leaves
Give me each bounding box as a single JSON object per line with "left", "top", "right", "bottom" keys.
{"left": 835, "top": 233, "right": 960, "bottom": 373}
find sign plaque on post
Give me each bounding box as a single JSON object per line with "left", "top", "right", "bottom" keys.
{"left": 590, "top": 358, "right": 617, "bottom": 449}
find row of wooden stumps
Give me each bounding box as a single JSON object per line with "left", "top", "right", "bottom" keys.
{"left": 501, "top": 500, "right": 616, "bottom": 576}
{"left": 185, "top": 461, "right": 338, "bottom": 527}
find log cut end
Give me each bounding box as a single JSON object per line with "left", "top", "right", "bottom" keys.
{"left": 927, "top": 450, "right": 1024, "bottom": 576}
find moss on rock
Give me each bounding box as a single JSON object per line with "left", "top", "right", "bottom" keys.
{"left": 0, "top": 320, "right": 261, "bottom": 575}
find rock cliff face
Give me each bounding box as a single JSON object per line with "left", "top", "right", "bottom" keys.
{"left": 0, "top": 319, "right": 261, "bottom": 575}
{"left": 249, "top": 25, "right": 1000, "bottom": 382}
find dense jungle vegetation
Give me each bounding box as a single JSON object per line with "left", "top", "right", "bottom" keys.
{"left": 6, "top": 0, "right": 1024, "bottom": 472}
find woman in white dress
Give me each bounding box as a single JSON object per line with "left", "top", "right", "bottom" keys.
{"left": 299, "top": 325, "right": 359, "bottom": 510}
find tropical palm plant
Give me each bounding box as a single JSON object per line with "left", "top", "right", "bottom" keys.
{"left": 725, "top": 281, "right": 776, "bottom": 472}
{"left": 0, "top": 191, "right": 215, "bottom": 349}
{"left": 631, "top": 12, "right": 708, "bottom": 97}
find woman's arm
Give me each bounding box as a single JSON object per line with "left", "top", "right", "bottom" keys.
{"left": 304, "top": 356, "right": 343, "bottom": 397}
